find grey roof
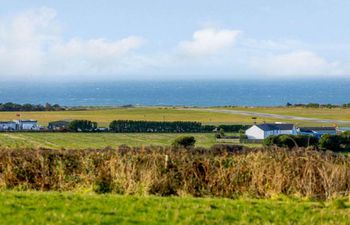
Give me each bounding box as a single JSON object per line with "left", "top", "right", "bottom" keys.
{"left": 256, "top": 123, "right": 294, "bottom": 131}
{"left": 298, "top": 127, "right": 336, "bottom": 132}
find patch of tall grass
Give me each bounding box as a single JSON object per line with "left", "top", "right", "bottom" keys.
{"left": 0, "top": 145, "right": 349, "bottom": 199}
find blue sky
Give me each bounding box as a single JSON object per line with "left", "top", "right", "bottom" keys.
{"left": 1, "top": 0, "right": 350, "bottom": 80}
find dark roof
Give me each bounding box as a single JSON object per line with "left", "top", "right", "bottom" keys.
{"left": 256, "top": 123, "right": 294, "bottom": 131}
{"left": 0, "top": 121, "right": 15, "bottom": 123}
{"left": 19, "top": 120, "right": 37, "bottom": 123}
{"left": 298, "top": 127, "right": 336, "bottom": 132}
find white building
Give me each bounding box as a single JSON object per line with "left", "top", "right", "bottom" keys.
{"left": 245, "top": 123, "right": 297, "bottom": 140}
{"left": 14, "top": 120, "right": 40, "bottom": 130}
{"left": 0, "top": 121, "right": 17, "bottom": 131}
{"left": 297, "top": 127, "right": 337, "bottom": 138}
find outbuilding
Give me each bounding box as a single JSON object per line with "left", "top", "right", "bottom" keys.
{"left": 297, "top": 127, "right": 337, "bottom": 138}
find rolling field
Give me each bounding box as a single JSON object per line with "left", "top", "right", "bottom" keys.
{"left": 0, "top": 132, "right": 219, "bottom": 149}
{"left": 0, "top": 107, "right": 287, "bottom": 126}
{"left": 0, "top": 191, "right": 349, "bottom": 225}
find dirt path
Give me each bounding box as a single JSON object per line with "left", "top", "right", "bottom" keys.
{"left": 183, "top": 108, "right": 350, "bottom": 125}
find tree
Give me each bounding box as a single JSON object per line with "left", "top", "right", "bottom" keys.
{"left": 69, "top": 120, "right": 98, "bottom": 132}
{"left": 172, "top": 136, "right": 196, "bottom": 149}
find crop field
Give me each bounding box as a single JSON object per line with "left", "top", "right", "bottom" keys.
{"left": 0, "top": 192, "right": 349, "bottom": 225}
{"left": 0, "top": 132, "right": 219, "bottom": 149}
{"left": 0, "top": 107, "right": 286, "bottom": 126}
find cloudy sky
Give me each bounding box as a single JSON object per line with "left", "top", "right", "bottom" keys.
{"left": 1, "top": 0, "right": 350, "bottom": 80}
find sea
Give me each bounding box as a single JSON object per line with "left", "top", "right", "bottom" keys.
{"left": 0, "top": 79, "right": 349, "bottom": 107}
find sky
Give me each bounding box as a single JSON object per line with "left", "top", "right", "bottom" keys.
{"left": 0, "top": 0, "right": 350, "bottom": 81}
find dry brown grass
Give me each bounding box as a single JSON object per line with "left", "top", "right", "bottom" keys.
{"left": 0, "top": 146, "right": 349, "bottom": 199}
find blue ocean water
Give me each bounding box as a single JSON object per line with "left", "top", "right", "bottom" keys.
{"left": 0, "top": 80, "right": 349, "bottom": 106}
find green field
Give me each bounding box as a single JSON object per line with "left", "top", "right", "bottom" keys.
{"left": 0, "top": 107, "right": 287, "bottom": 126}
{"left": 0, "top": 132, "right": 219, "bottom": 149}
{"left": 1, "top": 106, "right": 349, "bottom": 128}
{"left": 226, "top": 106, "right": 350, "bottom": 122}
{"left": 0, "top": 191, "right": 349, "bottom": 225}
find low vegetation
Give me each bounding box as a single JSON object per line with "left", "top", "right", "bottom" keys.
{"left": 0, "top": 191, "right": 349, "bottom": 225}
{"left": 172, "top": 136, "right": 196, "bottom": 149}
{"left": 0, "top": 146, "right": 349, "bottom": 200}
{"left": 264, "top": 132, "right": 350, "bottom": 152}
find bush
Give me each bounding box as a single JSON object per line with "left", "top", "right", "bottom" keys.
{"left": 319, "top": 134, "right": 343, "bottom": 151}
{"left": 263, "top": 135, "right": 280, "bottom": 146}
{"left": 264, "top": 134, "right": 319, "bottom": 149}
{"left": 215, "top": 128, "right": 225, "bottom": 138}
{"left": 69, "top": 120, "right": 98, "bottom": 132}
{"left": 172, "top": 136, "right": 196, "bottom": 149}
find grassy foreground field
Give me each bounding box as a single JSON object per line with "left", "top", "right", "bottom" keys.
{"left": 0, "top": 132, "right": 218, "bottom": 149}
{"left": 0, "top": 191, "right": 349, "bottom": 225}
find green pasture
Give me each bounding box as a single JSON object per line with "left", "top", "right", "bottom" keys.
{"left": 0, "top": 191, "right": 349, "bottom": 225}
{"left": 0, "top": 132, "right": 219, "bottom": 149}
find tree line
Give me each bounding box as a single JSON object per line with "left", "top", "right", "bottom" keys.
{"left": 0, "top": 102, "right": 65, "bottom": 111}
{"left": 48, "top": 119, "right": 250, "bottom": 133}
{"left": 286, "top": 102, "right": 350, "bottom": 108}
{"left": 109, "top": 120, "right": 250, "bottom": 133}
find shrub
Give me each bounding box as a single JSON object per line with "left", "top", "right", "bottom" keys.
{"left": 172, "top": 136, "right": 196, "bottom": 149}
{"left": 263, "top": 135, "right": 280, "bottom": 146}
{"left": 69, "top": 120, "right": 98, "bottom": 132}
{"left": 264, "top": 134, "right": 318, "bottom": 149}
{"left": 319, "top": 134, "right": 343, "bottom": 151}
{"left": 215, "top": 128, "right": 225, "bottom": 138}
{"left": 316, "top": 131, "right": 350, "bottom": 151}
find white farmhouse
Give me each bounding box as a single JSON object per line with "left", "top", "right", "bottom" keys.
{"left": 245, "top": 123, "right": 296, "bottom": 140}
{"left": 14, "top": 120, "right": 40, "bottom": 130}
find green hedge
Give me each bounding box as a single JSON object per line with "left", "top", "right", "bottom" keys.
{"left": 109, "top": 120, "right": 248, "bottom": 133}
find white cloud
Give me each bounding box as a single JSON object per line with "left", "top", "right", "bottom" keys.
{"left": 1, "top": 7, "right": 350, "bottom": 80}
{"left": 178, "top": 28, "right": 240, "bottom": 56}
{"left": 250, "top": 50, "right": 350, "bottom": 76}
{"left": 0, "top": 7, "right": 144, "bottom": 79}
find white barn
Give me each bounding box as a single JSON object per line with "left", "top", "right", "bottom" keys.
{"left": 245, "top": 123, "right": 297, "bottom": 140}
